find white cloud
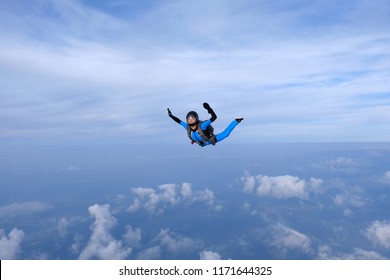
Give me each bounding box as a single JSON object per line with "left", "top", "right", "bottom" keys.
{"left": 316, "top": 157, "right": 363, "bottom": 174}
{"left": 196, "top": 189, "right": 215, "bottom": 205}
{"left": 242, "top": 202, "right": 258, "bottom": 216}
{"left": 317, "top": 245, "right": 385, "bottom": 260}
{"left": 128, "top": 185, "right": 174, "bottom": 214}
{"left": 0, "top": 201, "right": 51, "bottom": 219}
{"left": 364, "top": 220, "right": 390, "bottom": 249}
{"left": 136, "top": 246, "right": 161, "bottom": 260}
{"left": 310, "top": 178, "right": 324, "bottom": 190}
{"left": 242, "top": 172, "right": 256, "bottom": 193}
{"left": 155, "top": 228, "right": 201, "bottom": 254}
{"left": 159, "top": 184, "right": 179, "bottom": 206}
{"left": 270, "top": 223, "right": 313, "bottom": 256}
{"left": 384, "top": 171, "right": 390, "bottom": 182}
{"left": 128, "top": 182, "right": 218, "bottom": 214}
{"left": 327, "top": 157, "right": 358, "bottom": 167}
{"left": 317, "top": 245, "right": 334, "bottom": 260}
{"left": 78, "top": 204, "right": 132, "bottom": 260}
{"left": 57, "top": 216, "right": 93, "bottom": 240}
{"left": 241, "top": 172, "right": 323, "bottom": 200}
{"left": 127, "top": 198, "right": 142, "bottom": 212}
{"left": 0, "top": 228, "right": 25, "bottom": 259}
{"left": 123, "top": 225, "right": 142, "bottom": 247}
{"left": 71, "top": 234, "right": 83, "bottom": 255}
{"left": 342, "top": 248, "right": 385, "bottom": 260}
{"left": 115, "top": 194, "right": 126, "bottom": 204}
{"left": 379, "top": 171, "right": 390, "bottom": 185}
{"left": 330, "top": 181, "right": 368, "bottom": 213}
{"left": 333, "top": 193, "right": 366, "bottom": 208}
{"left": 342, "top": 209, "right": 354, "bottom": 217}
{"left": 58, "top": 218, "right": 69, "bottom": 238}
{"left": 257, "top": 175, "right": 307, "bottom": 200}
{"left": 181, "top": 182, "right": 193, "bottom": 198}
{"left": 199, "top": 250, "right": 222, "bottom": 260}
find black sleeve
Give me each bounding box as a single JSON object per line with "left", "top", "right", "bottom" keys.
{"left": 170, "top": 114, "right": 181, "bottom": 124}
{"left": 209, "top": 109, "right": 217, "bottom": 122}
{"left": 167, "top": 108, "right": 182, "bottom": 124}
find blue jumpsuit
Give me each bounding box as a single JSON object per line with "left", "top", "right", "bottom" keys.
{"left": 180, "top": 119, "right": 240, "bottom": 146}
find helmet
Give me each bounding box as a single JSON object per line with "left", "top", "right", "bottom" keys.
{"left": 186, "top": 111, "right": 199, "bottom": 122}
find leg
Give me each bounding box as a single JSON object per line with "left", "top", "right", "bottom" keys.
{"left": 215, "top": 120, "right": 240, "bottom": 143}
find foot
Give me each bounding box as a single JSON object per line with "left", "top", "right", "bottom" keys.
{"left": 235, "top": 117, "right": 244, "bottom": 123}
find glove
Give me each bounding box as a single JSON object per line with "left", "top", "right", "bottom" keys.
{"left": 203, "top": 102, "right": 211, "bottom": 111}
{"left": 203, "top": 102, "right": 214, "bottom": 114}
{"left": 203, "top": 102, "right": 217, "bottom": 121}
{"left": 167, "top": 108, "right": 172, "bottom": 117}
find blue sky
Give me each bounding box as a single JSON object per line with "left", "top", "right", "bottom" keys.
{"left": 1, "top": 0, "right": 390, "bottom": 261}
{"left": 1, "top": 0, "right": 389, "bottom": 143}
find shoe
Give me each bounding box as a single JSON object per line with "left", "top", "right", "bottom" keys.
{"left": 235, "top": 117, "right": 244, "bottom": 123}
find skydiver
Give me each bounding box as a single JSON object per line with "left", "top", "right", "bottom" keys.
{"left": 167, "top": 102, "right": 243, "bottom": 147}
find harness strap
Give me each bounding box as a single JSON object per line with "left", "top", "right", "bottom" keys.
{"left": 187, "top": 121, "right": 214, "bottom": 146}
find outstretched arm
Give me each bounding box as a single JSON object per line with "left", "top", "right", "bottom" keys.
{"left": 203, "top": 102, "right": 217, "bottom": 122}
{"left": 167, "top": 108, "right": 182, "bottom": 124}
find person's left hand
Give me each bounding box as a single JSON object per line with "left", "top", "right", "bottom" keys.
{"left": 203, "top": 103, "right": 211, "bottom": 110}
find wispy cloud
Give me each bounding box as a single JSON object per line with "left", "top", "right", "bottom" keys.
{"left": 0, "top": 0, "right": 389, "bottom": 142}
{"left": 314, "top": 157, "right": 366, "bottom": 174}
{"left": 0, "top": 201, "right": 51, "bottom": 219}
{"left": 379, "top": 171, "right": 390, "bottom": 185}
{"left": 317, "top": 245, "right": 385, "bottom": 260}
